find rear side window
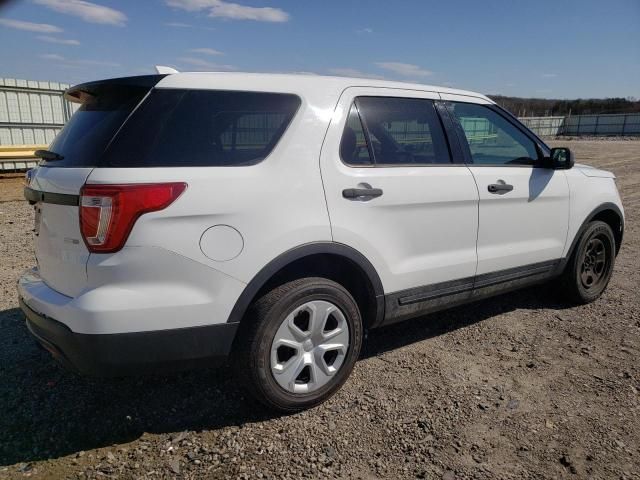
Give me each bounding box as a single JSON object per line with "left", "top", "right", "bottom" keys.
{"left": 348, "top": 97, "right": 450, "bottom": 166}
{"left": 103, "top": 89, "right": 301, "bottom": 167}
{"left": 340, "top": 103, "right": 373, "bottom": 166}
{"left": 46, "top": 84, "right": 151, "bottom": 167}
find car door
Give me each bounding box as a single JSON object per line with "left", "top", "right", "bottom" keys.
{"left": 320, "top": 88, "right": 480, "bottom": 324}
{"left": 441, "top": 94, "right": 570, "bottom": 280}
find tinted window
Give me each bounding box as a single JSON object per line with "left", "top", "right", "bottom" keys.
{"left": 448, "top": 102, "right": 539, "bottom": 165}
{"left": 340, "top": 103, "right": 372, "bottom": 165}
{"left": 45, "top": 84, "right": 150, "bottom": 167}
{"left": 355, "top": 97, "right": 450, "bottom": 165}
{"left": 103, "top": 89, "right": 300, "bottom": 167}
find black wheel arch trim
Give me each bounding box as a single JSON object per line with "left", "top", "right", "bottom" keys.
{"left": 226, "top": 242, "right": 385, "bottom": 328}
{"left": 564, "top": 202, "right": 624, "bottom": 265}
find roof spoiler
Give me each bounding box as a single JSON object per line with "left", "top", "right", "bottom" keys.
{"left": 64, "top": 74, "right": 169, "bottom": 104}
{"left": 155, "top": 65, "right": 179, "bottom": 74}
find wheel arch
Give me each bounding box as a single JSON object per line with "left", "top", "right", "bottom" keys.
{"left": 566, "top": 203, "right": 624, "bottom": 260}
{"left": 227, "top": 242, "right": 385, "bottom": 330}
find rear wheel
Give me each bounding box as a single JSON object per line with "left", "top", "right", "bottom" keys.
{"left": 236, "top": 277, "right": 363, "bottom": 412}
{"left": 559, "top": 220, "right": 615, "bottom": 304}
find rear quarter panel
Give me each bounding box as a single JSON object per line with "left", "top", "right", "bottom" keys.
{"left": 85, "top": 82, "right": 338, "bottom": 285}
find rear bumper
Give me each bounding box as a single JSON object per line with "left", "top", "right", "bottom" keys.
{"left": 20, "top": 296, "right": 239, "bottom": 376}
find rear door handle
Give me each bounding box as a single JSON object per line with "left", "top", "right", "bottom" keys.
{"left": 487, "top": 181, "right": 513, "bottom": 194}
{"left": 342, "top": 184, "right": 383, "bottom": 200}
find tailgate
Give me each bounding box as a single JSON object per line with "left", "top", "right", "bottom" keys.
{"left": 24, "top": 74, "right": 165, "bottom": 297}
{"left": 28, "top": 166, "right": 93, "bottom": 297}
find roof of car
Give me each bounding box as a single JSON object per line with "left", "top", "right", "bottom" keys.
{"left": 156, "top": 71, "right": 493, "bottom": 103}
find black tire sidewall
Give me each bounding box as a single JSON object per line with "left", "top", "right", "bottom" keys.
{"left": 571, "top": 221, "right": 615, "bottom": 303}
{"left": 249, "top": 279, "right": 362, "bottom": 411}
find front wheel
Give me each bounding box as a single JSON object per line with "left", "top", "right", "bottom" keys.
{"left": 558, "top": 220, "right": 616, "bottom": 304}
{"left": 235, "top": 277, "right": 363, "bottom": 412}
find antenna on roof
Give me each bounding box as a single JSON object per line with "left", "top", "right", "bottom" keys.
{"left": 155, "top": 65, "right": 179, "bottom": 74}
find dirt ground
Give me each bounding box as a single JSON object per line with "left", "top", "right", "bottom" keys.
{"left": 1, "top": 140, "right": 638, "bottom": 480}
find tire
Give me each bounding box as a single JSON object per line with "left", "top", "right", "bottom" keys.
{"left": 558, "top": 220, "right": 616, "bottom": 304}
{"left": 235, "top": 277, "right": 363, "bottom": 412}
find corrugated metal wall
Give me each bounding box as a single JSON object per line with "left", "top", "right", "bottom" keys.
{"left": 519, "top": 116, "right": 566, "bottom": 136}
{"left": 0, "top": 77, "right": 78, "bottom": 147}
{"left": 564, "top": 113, "right": 640, "bottom": 136}
{"left": 519, "top": 113, "right": 640, "bottom": 137}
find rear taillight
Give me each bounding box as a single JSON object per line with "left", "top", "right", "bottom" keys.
{"left": 79, "top": 183, "right": 187, "bottom": 253}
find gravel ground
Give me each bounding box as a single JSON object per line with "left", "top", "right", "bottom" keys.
{"left": 1, "top": 140, "right": 639, "bottom": 480}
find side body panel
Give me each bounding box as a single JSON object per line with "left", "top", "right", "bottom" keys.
{"left": 467, "top": 165, "right": 570, "bottom": 274}
{"left": 319, "top": 87, "right": 480, "bottom": 295}
{"left": 441, "top": 92, "right": 570, "bottom": 276}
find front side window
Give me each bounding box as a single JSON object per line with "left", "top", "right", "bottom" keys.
{"left": 339, "top": 96, "right": 451, "bottom": 166}
{"left": 103, "top": 89, "right": 300, "bottom": 167}
{"left": 448, "top": 102, "right": 539, "bottom": 166}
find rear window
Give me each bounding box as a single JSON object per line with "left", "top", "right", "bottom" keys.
{"left": 102, "top": 89, "right": 301, "bottom": 167}
{"left": 45, "top": 84, "right": 151, "bottom": 167}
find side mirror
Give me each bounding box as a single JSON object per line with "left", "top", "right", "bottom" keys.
{"left": 548, "top": 147, "right": 574, "bottom": 170}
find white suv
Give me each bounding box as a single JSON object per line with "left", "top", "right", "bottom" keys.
{"left": 18, "top": 72, "right": 624, "bottom": 411}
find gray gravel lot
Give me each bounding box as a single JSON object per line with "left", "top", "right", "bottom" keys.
{"left": 1, "top": 140, "right": 639, "bottom": 479}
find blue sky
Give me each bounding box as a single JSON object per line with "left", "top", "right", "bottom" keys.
{"left": 0, "top": 0, "right": 638, "bottom": 98}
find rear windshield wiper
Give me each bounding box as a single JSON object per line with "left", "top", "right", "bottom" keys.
{"left": 34, "top": 149, "right": 64, "bottom": 161}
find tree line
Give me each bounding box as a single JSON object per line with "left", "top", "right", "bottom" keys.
{"left": 488, "top": 95, "right": 640, "bottom": 117}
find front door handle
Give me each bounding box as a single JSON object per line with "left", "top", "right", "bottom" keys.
{"left": 342, "top": 183, "right": 383, "bottom": 200}
{"left": 487, "top": 180, "right": 513, "bottom": 194}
